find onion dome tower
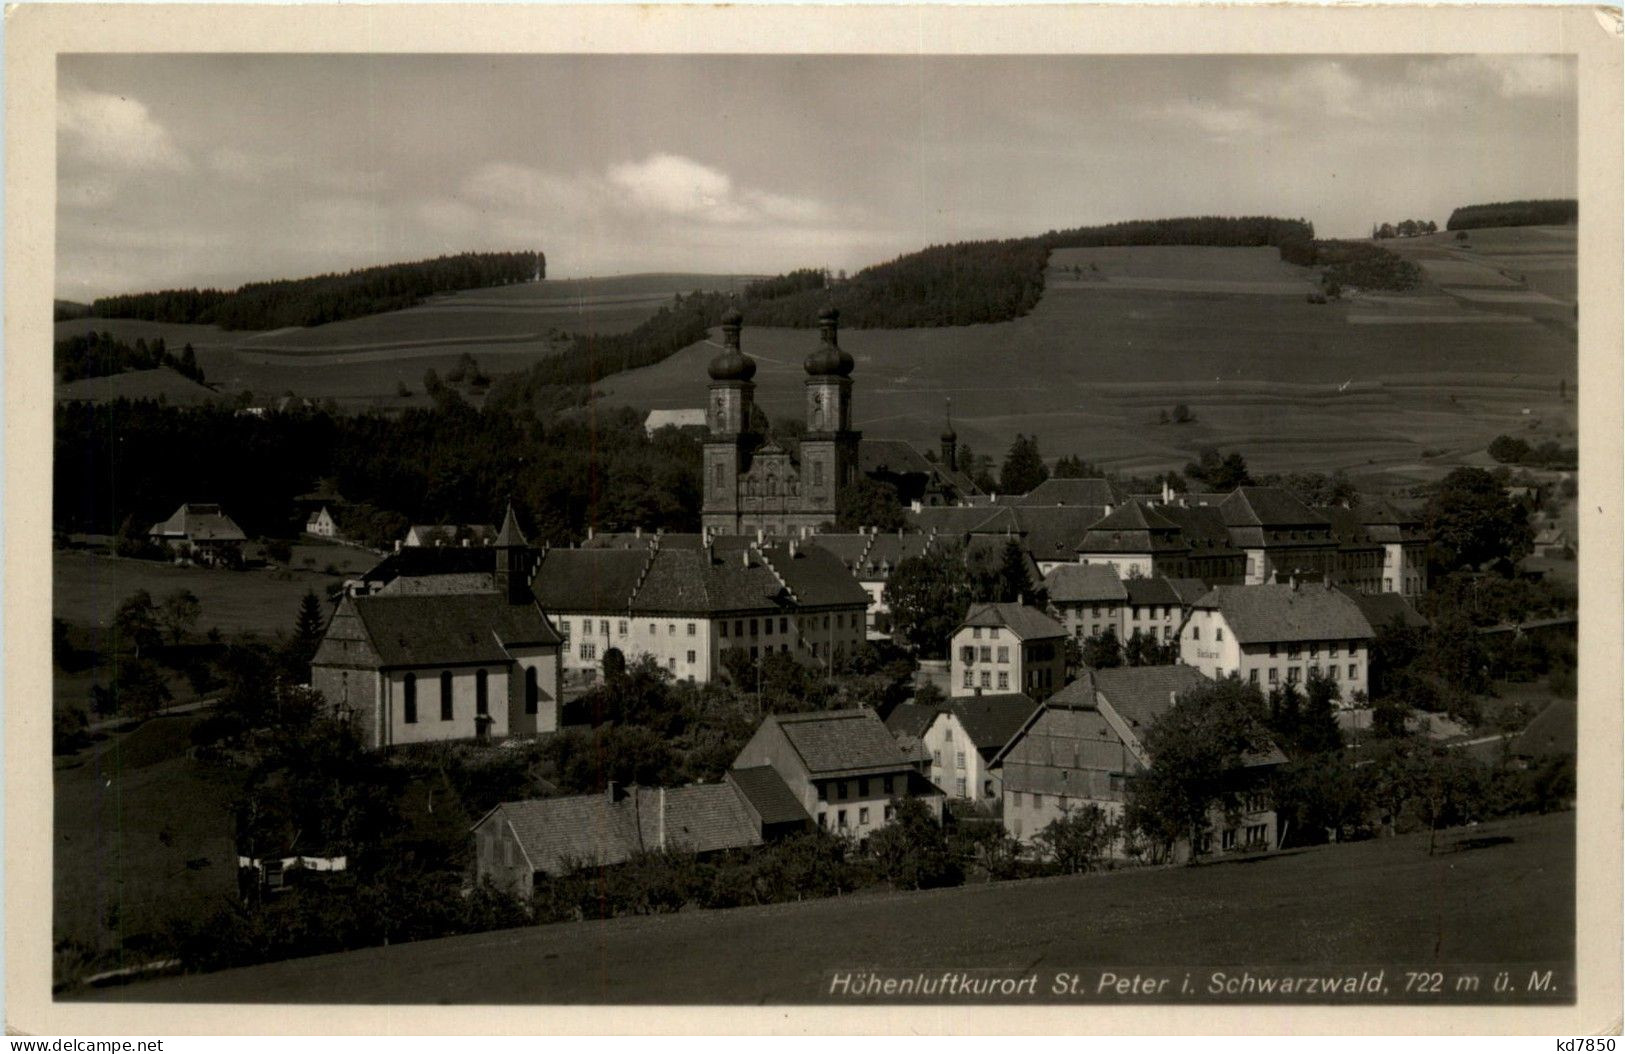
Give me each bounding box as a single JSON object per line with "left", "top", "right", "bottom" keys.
{"left": 798, "top": 306, "right": 861, "bottom": 524}
{"left": 702, "top": 305, "right": 760, "bottom": 534}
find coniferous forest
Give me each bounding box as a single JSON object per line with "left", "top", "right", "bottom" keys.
{"left": 1446, "top": 199, "right": 1578, "bottom": 231}
{"left": 88, "top": 251, "right": 545, "bottom": 330}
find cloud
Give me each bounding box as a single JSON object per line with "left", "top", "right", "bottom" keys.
{"left": 1424, "top": 55, "right": 1575, "bottom": 99}
{"left": 1146, "top": 98, "right": 1270, "bottom": 140}
{"left": 58, "top": 86, "right": 189, "bottom": 173}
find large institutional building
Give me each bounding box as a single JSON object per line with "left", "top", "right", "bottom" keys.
{"left": 702, "top": 306, "right": 864, "bottom": 536}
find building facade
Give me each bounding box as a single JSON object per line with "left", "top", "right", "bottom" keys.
{"left": 950, "top": 603, "right": 1067, "bottom": 700}
{"left": 1180, "top": 582, "right": 1375, "bottom": 702}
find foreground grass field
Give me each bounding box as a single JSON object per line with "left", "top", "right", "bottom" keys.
{"left": 95, "top": 811, "right": 1572, "bottom": 1004}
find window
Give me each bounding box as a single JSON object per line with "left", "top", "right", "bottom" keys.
{"left": 1268, "top": 667, "right": 1278, "bottom": 684}
{"left": 955, "top": 778, "right": 967, "bottom": 796}
{"left": 1349, "top": 663, "right": 1358, "bottom": 680}
{"left": 837, "top": 809, "right": 848, "bottom": 829}
{"left": 1288, "top": 644, "right": 1300, "bottom": 659}
{"left": 932, "top": 750, "right": 942, "bottom": 767}
{"left": 668, "top": 623, "right": 676, "bottom": 637}
{"left": 979, "top": 646, "right": 991, "bottom": 662}
{"left": 973, "top": 627, "right": 982, "bottom": 640}
{"left": 403, "top": 673, "right": 417, "bottom": 724}
{"left": 813, "top": 461, "right": 823, "bottom": 486}
{"left": 962, "top": 671, "right": 973, "bottom": 688}
{"left": 668, "top": 657, "right": 676, "bottom": 671}
{"left": 524, "top": 667, "right": 538, "bottom": 715}
{"left": 1221, "top": 828, "right": 1237, "bottom": 851}
{"left": 823, "top": 616, "right": 830, "bottom": 630}
{"left": 1287, "top": 667, "right": 1301, "bottom": 684}
{"left": 750, "top": 619, "right": 759, "bottom": 636}
{"left": 1330, "top": 642, "right": 1339, "bottom": 658}
{"left": 1309, "top": 642, "right": 1319, "bottom": 658}
{"left": 648, "top": 624, "right": 656, "bottom": 635}
{"left": 990, "top": 628, "right": 1000, "bottom": 639}
{"left": 858, "top": 778, "right": 870, "bottom": 797}
{"left": 1216, "top": 627, "right": 1224, "bottom": 642}
{"left": 1249, "top": 669, "right": 1259, "bottom": 684}
{"left": 440, "top": 671, "right": 453, "bottom": 720}
{"left": 719, "top": 621, "right": 729, "bottom": 639}
{"left": 997, "top": 646, "right": 1009, "bottom": 663}
{"left": 687, "top": 622, "right": 696, "bottom": 636}
{"left": 944, "top": 726, "right": 954, "bottom": 741}
{"left": 859, "top": 807, "right": 870, "bottom": 825}
{"left": 1192, "top": 626, "right": 1201, "bottom": 640}
{"left": 1092, "top": 605, "right": 1101, "bottom": 618}
{"left": 779, "top": 617, "right": 788, "bottom": 635}
{"left": 618, "top": 620, "right": 628, "bottom": 636}
{"left": 476, "top": 669, "right": 489, "bottom": 715}
{"left": 686, "top": 650, "right": 696, "bottom": 664}
{"left": 983, "top": 780, "right": 994, "bottom": 798}
{"left": 580, "top": 642, "right": 595, "bottom": 660}
{"left": 750, "top": 646, "right": 758, "bottom": 659}
{"left": 1309, "top": 664, "right": 1320, "bottom": 678}
{"left": 883, "top": 775, "right": 895, "bottom": 795}
{"left": 1031, "top": 792, "right": 1042, "bottom": 808}
{"left": 597, "top": 620, "right": 607, "bottom": 635}
{"left": 836, "top": 781, "right": 849, "bottom": 800}
{"left": 734, "top": 620, "right": 743, "bottom": 637}
{"left": 818, "top": 811, "right": 828, "bottom": 829}
{"left": 998, "top": 672, "right": 1009, "bottom": 689}
{"left": 980, "top": 671, "right": 991, "bottom": 688}
{"left": 817, "top": 784, "right": 829, "bottom": 802}
{"left": 956, "top": 751, "right": 966, "bottom": 769}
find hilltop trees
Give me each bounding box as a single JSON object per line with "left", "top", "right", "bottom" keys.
{"left": 1446, "top": 199, "right": 1578, "bottom": 231}
{"left": 1000, "top": 434, "right": 1049, "bottom": 495}
{"left": 1184, "top": 448, "right": 1253, "bottom": 491}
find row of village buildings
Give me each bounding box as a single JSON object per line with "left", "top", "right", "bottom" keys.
{"left": 292, "top": 479, "right": 1435, "bottom": 898}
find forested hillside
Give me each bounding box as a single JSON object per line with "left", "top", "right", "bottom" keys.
{"left": 1446, "top": 199, "right": 1578, "bottom": 231}
{"left": 56, "top": 331, "right": 206, "bottom": 385}
{"left": 88, "top": 252, "right": 546, "bottom": 330}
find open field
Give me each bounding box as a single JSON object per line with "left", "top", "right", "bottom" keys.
{"left": 1049, "top": 245, "right": 1315, "bottom": 295}
{"left": 54, "top": 714, "right": 242, "bottom": 979}
{"left": 53, "top": 550, "right": 350, "bottom": 638}
{"left": 54, "top": 273, "right": 751, "bottom": 409}
{"left": 598, "top": 237, "right": 1576, "bottom": 484}
{"left": 93, "top": 811, "right": 1573, "bottom": 1004}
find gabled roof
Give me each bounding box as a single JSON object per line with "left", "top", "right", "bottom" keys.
{"left": 884, "top": 701, "right": 942, "bottom": 739}
{"left": 1090, "top": 665, "right": 1209, "bottom": 733}
{"left": 948, "top": 693, "right": 1040, "bottom": 758}
{"left": 531, "top": 549, "right": 648, "bottom": 611}
{"left": 486, "top": 783, "right": 760, "bottom": 876}
{"left": 727, "top": 767, "right": 813, "bottom": 827}
{"left": 1194, "top": 583, "right": 1375, "bottom": 644}
{"left": 1153, "top": 505, "right": 1239, "bottom": 553}
{"left": 771, "top": 708, "right": 916, "bottom": 777}
{"left": 1122, "top": 576, "right": 1178, "bottom": 607}
{"left": 959, "top": 602, "right": 1066, "bottom": 640}
{"left": 149, "top": 503, "right": 247, "bottom": 542}
{"left": 1220, "top": 487, "right": 1327, "bottom": 528}
{"left": 859, "top": 531, "right": 936, "bottom": 573}
{"left": 407, "top": 524, "right": 498, "bottom": 546}
{"left": 359, "top": 546, "right": 495, "bottom": 587}
{"left": 1044, "top": 563, "right": 1127, "bottom": 604}
{"left": 908, "top": 504, "right": 1020, "bottom": 537}
{"left": 1013, "top": 506, "right": 1109, "bottom": 563}
{"left": 1014, "top": 478, "right": 1119, "bottom": 507}
{"left": 1336, "top": 587, "right": 1430, "bottom": 631}
{"left": 860, "top": 438, "right": 935, "bottom": 478}
{"left": 759, "top": 543, "right": 871, "bottom": 609}
{"left": 1320, "top": 507, "right": 1382, "bottom": 549}
{"left": 1511, "top": 698, "right": 1575, "bottom": 759}
{"left": 347, "top": 593, "right": 560, "bottom": 668}
{"left": 494, "top": 505, "right": 528, "bottom": 548}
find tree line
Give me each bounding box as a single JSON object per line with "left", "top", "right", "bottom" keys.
{"left": 56, "top": 331, "right": 205, "bottom": 385}
{"left": 1277, "top": 238, "right": 1423, "bottom": 293}
{"left": 88, "top": 251, "right": 545, "bottom": 330}
{"left": 1371, "top": 220, "right": 1438, "bottom": 239}
{"left": 1446, "top": 200, "right": 1577, "bottom": 231}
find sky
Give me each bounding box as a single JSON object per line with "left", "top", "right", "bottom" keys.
{"left": 57, "top": 53, "right": 1577, "bottom": 300}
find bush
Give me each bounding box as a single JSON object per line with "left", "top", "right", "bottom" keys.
{"left": 1032, "top": 804, "right": 1119, "bottom": 874}
{"left": 866, "top": 797, "right": 961, "bottom": 890}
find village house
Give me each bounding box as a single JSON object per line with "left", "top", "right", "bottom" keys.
{"left": 914, "top": 693, "right": 1037, "bottom": 801}
{"left": 304, "top": 505, "right": 339, "bottom": 538}
{"left": 1044, "top": 563, "right": 1128, "bottom": 640}
{"left": 950, "top": 603, "right": 1067, "bottom": 701}
{"left": 147, "top": 502, "right": 247, "bottom": 567}
{"left": 732, "top": 708, "right": 944, "bottom": 838}
{"left": 471, "top": 776, "right": 789, "bottom": 898}
{"left": 1123, "top": 576, "right": 1208, "bottom": 644}
{"left": 1181, "top": 581, "right": 1375, "bottom": 701}
{"left": 993, "top": 665, "right": 1285, "bottom": 860}
{"left": 531, "top": 536, "right": 870, "bottom": 685}
{"left": 345, "top": 544, "right": 497, "bottom": 597}
{"left": 311, "top": 512, "right": 564, "bottom": 748}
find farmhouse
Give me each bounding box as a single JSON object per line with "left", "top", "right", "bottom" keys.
{"left": 531, "top": 537, "right": 869, "bottom": 685}
{"left": 472, "top": 777, "right": 777, "bottom": 898}
{"left": 304, "top": 505, "right": 339, "bottom": 538}
{"left": 914, "top": 693, "right": 1038, "bottom": 802}
{"left": 994, "top": 665, "right": 1284, "bottom": 860}
{"left": 950, "top": 603, "right": 1067, "bottom": 700}
{"left": 147, "top": 502, "right": 247, "bottom": 567}
{"left": 732, "top": 708, "right": 944, "bottom": 837}
{"left": 1181, "top": 581, "right": 1374, "bottom": 700}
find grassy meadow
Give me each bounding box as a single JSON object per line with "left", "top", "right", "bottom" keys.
{"left": 94, "top": 811, "right": 1574, "bottom": 1004}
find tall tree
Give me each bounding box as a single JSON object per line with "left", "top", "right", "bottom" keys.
{"left": 1423, "top": 467, "right": 1534, "bottom": 572}
{"left": 113, "top": 590, "right": 162, "bottom": 658}
{"left": 999, "top": 434, "right": 1049, "bottom": 495}
{"left": 159, "top": 589, "right": 202, "bottom": 647}
{"left": 885, "top": 541, "right": 977, "bottom": 659}
{"left": 836, "top": 477, "right": 906, "bottom": 531}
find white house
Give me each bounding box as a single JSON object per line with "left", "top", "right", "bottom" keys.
{"left": 305, "top": 505, "right": 339, "bottom": 538}
{"left": 950, "top": 603, "right": 1067, "bottom": 701}
{"left": 917, "top": 693, "right": 1037, "bottom": 802}
{"left": 1181, "top": 581, "right": 1375, "bottom": 703}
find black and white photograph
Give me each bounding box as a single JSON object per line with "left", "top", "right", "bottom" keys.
{"left": 6, "top": 2, "right": 1621, "bottom": 1037}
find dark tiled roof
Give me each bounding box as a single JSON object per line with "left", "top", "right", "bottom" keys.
{"left": 1220, "top": 487, "right": 1327, "bottom": 528}
{"left": 1165, "top": 578, "right": 1212, "bottom": 604}
{"left": 1091, "top": 664, "right": 1209, "bottom": 732}
{"left": 950, "top": 693, "right": 1039, "bottom": 757}
{"left": 1154, "top": 505, "right": 1238, "bottom": 551}
{"left": 494, "top": 506, "right": 528, "bottom": 548}
{"left": 884, "top": 701, "right": 942, "bottom": 740}
{"left": 1043, "top": 670, "right": 1099, "bottom": 711}
{"left": 774, "top": 708, "right": 915, "bottom": 776}
{"left": 149, "top": 503, "right": 247, "bottom": 542}
{"left": 1337, "top": 588, "right": 1430, "bottom": 631}
{"left": 1045, "top": 563, "right": 1127, "bottom": 604}
{"left": 1014, "top": 479, "right": 1119, "bottom": 507}
{"left": 860, "top": 438, "right": 934, "bottom": 477}
{"left": 360, "top": 546, "right": 495, "bottom": 586}
{"left": 409, "top": 524, "right": 498, "bottom": 546}
{"left": 1320, "top": 507, "right": 1382, "bottom": 549}
{"left": 908, "top": 505, "right": 1020, "bottom": 536}
{"left": 760, "top": 543, "right": 871, "bottom": 608}
{"left": 351, "top": 593, "right": 560, "bottom": 667}
{"left": 727, "top": 766, "right": 813, "bottom": 827}
{"left": 1195, "top": 583, "right": 1375, "bottom": 645}
{"left": 860, "top": 532, "right": 935, "bottom": 573}
{"left": 1123, "top": 576, "right": 1178, "bottom": 607}
{"left": 960, "top": 602, "right": 1066, "bottom": 640}
{"left": 804, "top": 533, "right": 874, "bottom": 567}
{"left": 1013, "top": 506, "right": 1109, "bottom": 563}
{"left": 531, "top": 548, "right": 649, "bottom": 611}
{"left": 1511, "top": 698, "right": 1575, "bottom": 759}
{"left": 491, "top": 783, "right": 760, "bottom": 875}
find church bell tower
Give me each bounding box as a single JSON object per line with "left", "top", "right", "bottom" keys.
{"left": 701, "top": 308, "right": 758, "bottom": 534}
{"left": 796, "top": 307, "right": 861, "bottom": 527}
